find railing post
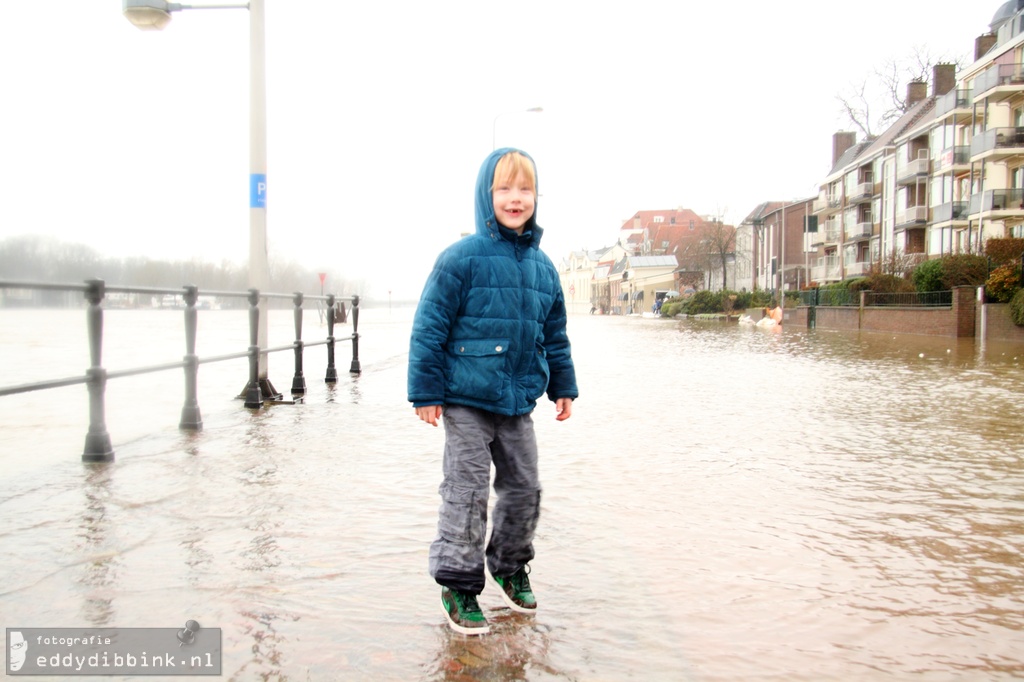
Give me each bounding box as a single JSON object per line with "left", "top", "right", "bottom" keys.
{"left": 179, "top": 285, "right": 203, "bottom": 430}
{"left": 243, "top": 288, "right": 264, "bottom": 408}
{"left": 349, "top": 294, "right": 361, "bottom": 374}
{"left": 324, "top": 294, "right": 338, "bottom": 383}
{"left": 291, "top": 292, "right": 306, "bottom": 395}
{"left": 82, "top": 279, "right": 114, "bottom": 463}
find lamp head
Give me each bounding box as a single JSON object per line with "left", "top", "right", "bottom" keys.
{"left": 123, "top": 0, "right": 176, "bottom": 30}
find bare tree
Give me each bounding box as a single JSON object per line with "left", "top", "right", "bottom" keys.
{"left": 836, "top": 46, "right": 967, "bottom": 138}
{"left": 679, "top": 219, "right": 735, "bottom": 291}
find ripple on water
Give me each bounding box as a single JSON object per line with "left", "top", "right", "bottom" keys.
{"left": 2, "top": 310, "right": 1023, "bottom": 680}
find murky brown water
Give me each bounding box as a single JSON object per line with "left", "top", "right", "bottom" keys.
{"left": 2, "top": 308, "right": 1023, "bottom": 680}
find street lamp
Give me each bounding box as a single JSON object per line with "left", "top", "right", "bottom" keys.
{"left": 492, "top": 107, "right": 543, "bottom": 149}
{"left": 123, "top": 0, "right": 278, "bottom": 402}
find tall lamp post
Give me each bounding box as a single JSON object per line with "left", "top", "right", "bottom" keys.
{"left": 492, "top": 107, "right": 543, "bottom": 149}
{"left": 123, "top": 0, "right": 277, "bottom": 401}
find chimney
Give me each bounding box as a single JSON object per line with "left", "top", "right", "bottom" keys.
{"left": 907, "top": 80, "right": 927, "bottom": 107}
{"left": 832, "top": 131, "right": 856, "bottom": 166}
{"left": 932, "top": 63, "right": 956, "bottom": 97}
{"left": 976, "top": 33, "right": 997, "bottom": 60}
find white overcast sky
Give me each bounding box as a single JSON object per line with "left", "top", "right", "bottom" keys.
{"left": 0, "top": 1, "right": 1000, "bottom": 299}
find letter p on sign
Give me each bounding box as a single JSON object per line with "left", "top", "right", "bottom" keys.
{"left": 250, "top": 174, "right": 267, "bottom": 208}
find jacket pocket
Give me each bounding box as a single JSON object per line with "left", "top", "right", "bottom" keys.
{"left": 516, "top": 343, "right": 550, "bottom": 401}
{"left": 446, "top": 338, "right": 509, "bottom": 402}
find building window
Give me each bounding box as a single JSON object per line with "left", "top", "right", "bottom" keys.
{"left": 653, "top": 216, "right": 664, "bottom": 223}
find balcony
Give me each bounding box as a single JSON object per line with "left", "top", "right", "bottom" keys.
{"left": 934, "top": 146, "right": 970, "bottom": 173}
{"left": 895, "top": 206, "right": 928, "bottom": 231}
{"left": 931, "top": 201, "right": 969, "bottom": 224}
{"left": 967, "top": 188, "right": 1024, "bottom": 216}
{"left": 970, "top": 127, "right": 1024, "bottom": 161}
{"left": 813, "top": 194, "right": 841, "bottom": 215}
{"left": 847, "top": 181, "right": 874, "bottom": 205}
{"left": 973, "top": 62, "right": 1024, "bottom": 103}
{"left": 844, "top": 260, "right": 871, "bottom": 278}
{"left": 845, "top": 221, "right": 873, "bottom": 241}
{"left": 822, "top": 226, "right": 841, "bottom": 245}
{"left": 811, "top": 256, "right": 841, "bottom": 283}
{"left": 934, "top": 88, "right": 972, "bottom": 119}
{"left": 896, "top": 155, "right": 930, "bottom": 185}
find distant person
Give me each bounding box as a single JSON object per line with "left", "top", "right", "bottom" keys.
{"left": 408, "top": 148, "right": 579, "bottom": 636}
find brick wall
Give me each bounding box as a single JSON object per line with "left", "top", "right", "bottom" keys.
{"left": 981, "top": 303, "right": 1024, "bottom": 343}
{"left": 861, "top": 306, "right": 955, "bottom": 335}
{"left": 743, "top": 288, "right": 1023, "bottom": 344}
{"left": 814, "top": 306, "right": 861, "bottom": 331}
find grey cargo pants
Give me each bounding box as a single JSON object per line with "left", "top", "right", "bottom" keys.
{"left": 429, "top": 404, "right": 541, "bottom": 595}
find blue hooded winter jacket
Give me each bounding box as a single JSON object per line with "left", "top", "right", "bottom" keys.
{"left": 407, "top": 148, "right": 578, "bottom": 416}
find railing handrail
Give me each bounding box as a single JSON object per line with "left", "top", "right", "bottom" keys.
{"left": 0, "top": 279, "right": 358, "bottom": 304}
{"left": 0, "top": 278, "right": 361, "bottom": 462}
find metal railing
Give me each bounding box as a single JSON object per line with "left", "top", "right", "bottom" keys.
{"left": 967, "top": 188, "right": 1024, "bottom": 214}
{"left": 973, "top": 62, "right": 1024, "bottom": 98}
{"left": 970, "top": 126, "right": 1024, "bottom": 157}
{"left": 797, "top": 288, "right": 953, "bottom": 308}
{"left": 0, "top": 279, "right": 361, "bottom": 462}
{"left": 934, "top": 88, "right": 971, "bottom": 117}
{"left": 863, "top": 291, "right": 953, "bottom": 307}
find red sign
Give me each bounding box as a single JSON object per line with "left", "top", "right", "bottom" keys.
{"left": 318, "top": 272, "right": 326, "bottom": 285}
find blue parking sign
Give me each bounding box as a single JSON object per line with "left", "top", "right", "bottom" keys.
{"left": 250, "top": 174, "right": 267, "bottom": 208}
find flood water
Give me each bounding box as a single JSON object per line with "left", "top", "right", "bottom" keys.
{"left": 1, "top": 307, "right": 1023, "bottom": 681}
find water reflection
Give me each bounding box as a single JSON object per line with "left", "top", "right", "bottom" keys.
{"left": 77, "top": 464, "right": 118, "bottom": 627}
{"left": 424, "top": 616, "right": 557, "bottom": 681}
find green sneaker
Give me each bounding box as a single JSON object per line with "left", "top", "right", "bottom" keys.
{"left": 440, "top": 587, "right": 490, "bottom": 635}
{"left": 489, "top": 565, "right": 537, "bottom": 614}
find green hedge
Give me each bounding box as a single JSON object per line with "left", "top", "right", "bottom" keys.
{"left": 1011, "top": 289, "right": 1024, "bottom": 327}
{"left": 912, "top": 258, "right": 945, "bottom": 292}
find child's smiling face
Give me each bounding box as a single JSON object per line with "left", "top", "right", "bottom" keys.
{"left": 492, "top": 171, "right": 535, "bottom": 234}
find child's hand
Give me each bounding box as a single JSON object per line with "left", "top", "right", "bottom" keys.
{"left": 555, "top": 398, "right": 573, "bottom": 422}
{"left": 415, "top": 405, "right": 443, "bottom": 427}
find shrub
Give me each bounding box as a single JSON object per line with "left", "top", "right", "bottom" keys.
{"left": 661, "top": 299, "right": 685, "bottom": 317}
{"left": 985, "top": 237, "right": 1024, "bottom": 266}
{"left": 985, "top": 264, "right": 1022, "bottom": 303}
{"left": 750, "top": 289, "right": 771, "bottom": 308}
{"left": 846, "top": 277, "right": 871, "bottom": 292}
{"left": 686, "top": 290, "right": 722, "bottom": 315}
{"left": 863, "top": 273, "right": 916, "bottom": 293}
{"left": 1011, "top": 288, "right": 1024, "bottom": 327}
{"left": 732, "top": 290, "right": 753, "bottom": 310}
{"left": 940, "top": 254, "right": 989, "bottom": 288}
{"left": 912, "top": 258, "right": 944, "bottom": 292}
{"left": 819, "top": 282, "right": 853, "bottom": 306}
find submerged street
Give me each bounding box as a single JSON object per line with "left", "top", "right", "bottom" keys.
{"left": 2, "top": 308, "right": 1023, "bottom": 680}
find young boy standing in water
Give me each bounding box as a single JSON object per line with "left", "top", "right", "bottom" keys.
{"left": 408, "top": 148, "right": 578, "bottom": 635}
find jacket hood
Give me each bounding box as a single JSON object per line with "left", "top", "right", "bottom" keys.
{"left": 474, "top": 147, "right": 543, "bottom": 247}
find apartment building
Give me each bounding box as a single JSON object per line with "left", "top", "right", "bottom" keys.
{"left": 963, "top": 2, "right": 1024, "bottom": 245}
{"left": 810, "top": 2, "right": 1024, "bottom": 282}
{"left": 738, "top": 200, "right": 815, "bottom": 292}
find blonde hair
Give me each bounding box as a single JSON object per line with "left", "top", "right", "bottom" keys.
{"left": 491, "top": 151, "right": 536, "bottom": 192}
